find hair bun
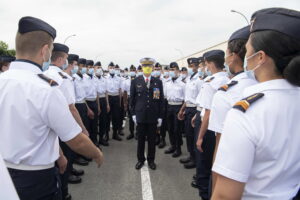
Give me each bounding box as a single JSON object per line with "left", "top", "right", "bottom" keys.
{"left": 284, "top": 55, "right": 300, "bottom": 86}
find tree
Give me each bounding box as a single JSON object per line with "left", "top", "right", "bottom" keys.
{"left": 0, "top": 41, "right": 16, "bottom": 56}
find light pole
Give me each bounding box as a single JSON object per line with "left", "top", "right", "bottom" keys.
{"left": 175, "top": 48, "right": 185, "bottom": 68}
{"left": 231, "top": 10, "right": 250, "bottom": 25}
{"left": 64, "top": 34, "right": 76, "bottom": 44}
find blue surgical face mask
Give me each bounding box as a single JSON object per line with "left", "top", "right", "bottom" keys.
{"left": 151, "top": 71, "right": 156, "bottom": 76}
{"left": 169, "top": 71, "right": 176, "bottom": 78}
{"left": 81, "top": 67, "right": 87, "bottom": 74}
{"left": 224, "top": 64, "right": 232, "bottom": 76}
{"left": 88, "top": 68, "right": 94, "bottom": 75}
{"left": 187, "top": 68, "right": 193, "bottom": 76}
{"left": 244, "top": 52, "right": 261, "bottom": 80}
{"left": 42, "top": 47, "right": 51, "bottom": 71}
{"left": 109, "top": 69, "right": 115, "bottom": 75}
{"left": 154, "top": 70, "right": 161, "bottom": 77}
{"left": 130, "top": 71, "right": 136, "bottom": 77}
{"left": 96, "top": 69, "right": 103, "bottom": 76}
{"left": 198, "top": 70, "right": 204, "bottom": 77}
{"left": 137, "top": 71, "right": 143, "bottom": 76}
{"left": 181, "top": 74, "right": 187, "bottom": 79}
{"left": 164, "top": 71, "right": 169, "bottom": 77}
{"left": 71, "top": 65, "right": 79, "bottom": 74}
{"left": 205, "top": 68, "right": 212, "bottom": 76}
{"left": 115, "top": 70, "right": 120, "bottom": 75}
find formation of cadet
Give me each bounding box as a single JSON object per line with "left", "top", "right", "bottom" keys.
{"left": 0, "top": 6, "right": 300, "bottom": 200}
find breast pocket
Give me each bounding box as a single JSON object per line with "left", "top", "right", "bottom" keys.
{"left": 136, "top": 84, "right": 144, "bottom": 97}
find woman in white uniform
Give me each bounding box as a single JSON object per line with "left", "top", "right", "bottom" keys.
{"left": 212, "top": 8, "right": 300, "bottom": 200}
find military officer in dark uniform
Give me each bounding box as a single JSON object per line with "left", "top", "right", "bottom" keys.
{"left": 130, "top": 58, "right": 164, "bottom": 170}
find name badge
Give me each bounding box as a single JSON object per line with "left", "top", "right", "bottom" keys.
{"left": 153, "top": 88, "right": 160, "bottom": 99}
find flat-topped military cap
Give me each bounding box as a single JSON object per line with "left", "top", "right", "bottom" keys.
{"left": 155, "top": 62, "right": 162, "bottom": 68}
{"left": 229, "top": 25, "right": 250, "bottom": 43}
{"left": 94, "top": 61, "right": 101, "bottom": 66}
{"left": 108, "top": 62, "right": 114, "bottom": 67}
{"left": 187, "top": 57, "right": 199, "bottom": 65}
{"left": 198, "top": 56, "right": 204, "bottom": 63}
{"left": 181, "top": 67, "right": 187, "bottom": 72}
{"left": 169, "top": 62, "right": 179, "bottom": 68}
{"left": 53, "top": 43, "right": 69, "bottom": 53}
{"left": 0, "top": 55, "right": 16, "bottom": 62}
{"left": 18, "top": 16, "right": 56, "bottom": 39}
{"left": 137, "top": 65, "right": 142, "bottom": 70}
{"left": 86, "top": 60, "right": 94, "bottom": 66}
{"left": 250, "top": 8, "right": 300, "bottom": 41}
{"left": 203, "top": 50, "right": 225, "bottom": 60}
{"left": 78, "top": 58, "right": 87, "bottom": 65}
{"left": 68, "top": 54, "right": 79, "bottom": 62}
{"left": 140, "top": 57, "right": 156, "bottom": 66}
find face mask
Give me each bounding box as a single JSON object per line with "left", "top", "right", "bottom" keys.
{"left": 125, "top": 72, "right": 128, "bottom": 77}
{"left": 151, "top": 71, "right": 156, "bottom": 76}
{"left": 155, "top": 70, "right": 161, "bottom": 77}
{"left": 224, "top": 64, "right": 232, "bottom": 76}
{"left": 130, "top": 71, "right": 136, "bottom": 77}
{"left": 187, "top": 68, "right": 193, "bottom": 76}
{"left": 244, "top": 52, "right": 261, "bottom": 80}
{"left": 115, "top": 70, "right": 120, "bottom": 75}
{"left": 142, "top": 67, "right": 152, "bottom": 75}
{"left": 169, "top": 71, "right": 176, "bottom": 78}
{"left": 198, "top": 70, "right": 204, "bottom": 77}
{"left": 71, "top": 65, "right": 79, "bottom": 74}
{"left": 164, "top": 71, "right": 169, "bottom": 77}
{"left": 137, "top": 71, "right": 143, "bottom": 76}
{"left": 181, "top": 74, "right": 187, "bottom": 79}
{"left": 96, "top": 69, "right": 103, "bottom": 76}
{"left": 42, "top": 47, "right": 51, "bottom": 71}
{"left": 88, "top": 68, "right": 94, "bottom": 75}
{"left": 109, "top": 69, "right": 115, "bottom": 75}
{"left": 81, "top": 67, "right": 87, "bottom": 74}
{"left": 205, "top": 68, "right": 212, "bottom": 76}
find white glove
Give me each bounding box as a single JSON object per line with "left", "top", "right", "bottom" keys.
{"left": 132, "top": 115, "right": 137, "bottom": 125}
{"left": 157, "top": 118, "right": 162, "bottom": 127}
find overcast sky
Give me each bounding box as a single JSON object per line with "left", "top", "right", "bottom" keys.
{"left": 0, "top": 0, "right": 299, "bottom": 68}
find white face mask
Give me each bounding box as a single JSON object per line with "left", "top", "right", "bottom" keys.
{"left": 109, "top": 69, "right": 115, "bottom": 75}
{"left": 244, "top": 51, "right": 262, "bottom": 80}
{"left": 62, "top": 59, "right": 68, "bottom": 70}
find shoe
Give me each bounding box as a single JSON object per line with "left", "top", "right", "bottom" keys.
{"left": 172, "top": 150, "right": 182, "bottom": 158}
{"left": 164, "top": 147, "right": 175, "bottom": 154}
{"left": 193, "top": 174, "right": 197, "bottom": 180}
{"left": 184, "top": 160, "right": 196, "bottom": 169}
{"left": 155, "top": 135, "right": 160, "bottom": 145}
{"left": 63, "top": 194, "right": 72, "bottom": 200}
{"left": 158, "top": 138, "right": 166, "bottom": 149}
{"left": 68, "top": 175, "right": 82, "bottom": 184}
{"left": 73, "top": 157, "right": 89, "bottom": 166}
{"left": 99, "top": 140, "right": 109, "bottom": 146}
{"left": 119, "top": 130, "right": 124, "bottom": 136}
{"left": 113, "top": 135, "right": 122, "bottom": 141}
{"left": 148, "top": 162, "right": 156, "bottom": 170}
{"left": 71, "top": 168, "right": 84, "bottom": 176}
{"left": 191, "top": 180, "right": 200, "bottom": 189}
{"left": 126, "top": 133, "right": 134, "bottom": 140}
{"left": 179, "top": 156, "right": 191, "bottom": 164}
{"left": 135, "top": 161, "right": 144, "bottom": 170}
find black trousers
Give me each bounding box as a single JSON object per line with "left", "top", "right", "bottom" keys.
{"left": 107, "top": 96, "right": 121, "bottom": 132}
{"left": 8, "top": 167, "right": 61, "bottom": 200}
{"left": 120, "top": 96, "right": 125, "bottom": 130}
{"left": 167, "top": 104, "right": 183, "bottom": 150}
{"left": 75, "top": 103, "right": 89, "bottom": 130}
{"left": 137, "top": 123, "right": 157, "bottom": 162}
{"left": 184, "top": 107, "right": 197, "bottom": 159}
{"left": 160, "top": 99, "right": 168, "bottom": 139}
{"left": 86, "top": 100, "right": 98, "bottom": 144}
{"left": 59, "top": 140, "right": 73, "bottom": 198}
{"left": 98, "top": 97, "right": 108, "bottom": 142}
{"left": 128, "top": 97, "right": 135, "bottom": 134}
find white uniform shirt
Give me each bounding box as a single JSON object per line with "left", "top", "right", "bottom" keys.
{"left": 44, "top": 65, "right": 75, "bottom": 105}
{"left": 123, "top": 77, "right": 134, "bottom": 96}
{"left": 64, "top": 72, "right": 76, "bottom": 101}
{"left": 95, "top": 75, "right": 107, "bottom": 96}
{"left": 208, "top": 72, "right": 257, "bottom": 133}
{"left": 83, "top": 74, "right": 97, "bottom": 99}
{"left": 185, "top": 73, "right": 203, "bottom": 105}
{"left": 0, "top": 61, "right": 81, "bottom": 166}
{"left": 165, "top": 77, "right": 186, "bottom": 102}
{"left": 106, "top": 74, "right": 122, "bottom": 94}
{"left": 73, "top": 73, "right": 87, "bottom": 103}
{"left": 162, "top": 77, "right": 171, "bottom": 99}
{"left": 199, "top": 71, "right": 229, "bottom": 110}
{"left": 213, "top": 79, "right": 300, "bottom": 200}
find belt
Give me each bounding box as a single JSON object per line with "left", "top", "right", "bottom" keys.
{"left": 98, "top": 94, "right": 106, "bottom": 98}
{"left": 186, "top": 103, "right": 196, "bottom": 108}
{"left": 86, "top": 98, "right": 97, "bottom": 101}
{"left": 168, "top": 101, "right": 183, "bottom": 106}
{"left": 76, "top": 100, "right": 86, "bottom": 104}
{"left": 5, "top": 161, "right": 55, "bottom": 171}
{"left": 197, "top": 106, "right": 203, "bottom": 112}
{"left": 108, "top": 92, "right": 119, "bottom": 96}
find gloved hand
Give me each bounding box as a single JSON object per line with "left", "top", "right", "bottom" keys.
{"left": 157, "top": 118, "right": 162, "bottom": 127}
{"left": 132, "top": 115, "right": 137, "bottom": 125}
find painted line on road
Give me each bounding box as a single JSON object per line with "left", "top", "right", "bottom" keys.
{"left": 141, "top": 161, "right": 154, "bottom": 200}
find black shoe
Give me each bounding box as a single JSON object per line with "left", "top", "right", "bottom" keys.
{"left": 184, "top": 160, "right": 196, "bottom": 169}
{"left": 172, "top": 150, "right": 182, "bottom": 158}
{"left": 74, "top": 157, "right": 89, "bottom": 166}
{"left": 119, "top": 130, "right": 124, "bottom": 136}
{"left": 164, "top": 147, "right": 176, "bottom": 154}
{"left": 126, "top": 133, "right": 134, "bottom": 140}
{"left": 71, "top": 168, "right": 84, "bottom": 176}
{"left": 68, "top": 175, "right": 82, "bottom": 184}
{"left": 135, "top": 161, "right": 144, "bottom": 170}
{"left": 193, "top": 174, "right": 197, "bottom": 180}
{"left": 99, "top": 140, "right": 109, "bottom": 146}
{"left": 63, "top": 194, "right": 72, "bottom": 200}
{"left": 113, "top": 135, "right": 122, "bottom": 141}
{"left": 191, "top": 180, "right": 200, "bottom": 189}
{"left": 158, "top": 138, "right": 166, "bottom": 149}
{"left": 148, "top": 162, "right": 156, "bottom": 170}
{"left": 179, "top": 156, "right": 191, "bottom": 164}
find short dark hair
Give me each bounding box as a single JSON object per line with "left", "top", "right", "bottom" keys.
{"left": 51, "top": 51, "right": 66, "bottom": 62}
{"left": 250, "top": 30, "right": 300, "bottom": 86}
{"left": 227, "top": 39, "right": 248, "bottom": 61}
{"left": 206, "top": 56, "right": 225, "bottom": 69}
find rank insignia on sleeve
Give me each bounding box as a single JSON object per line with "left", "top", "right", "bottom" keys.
{"left": 233, "top": 93, "right": 264, "bottom": 112}
{"left": 218, "top": 80, "right": 238, "bottom": 91}
{"left": 37, "top": 74, "right": 58, "bottom": 86}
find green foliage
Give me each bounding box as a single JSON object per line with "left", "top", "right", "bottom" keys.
{"left": 0, "top": 41, "right": 16, "bottom": 56}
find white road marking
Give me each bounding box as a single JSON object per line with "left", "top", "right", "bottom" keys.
{"left": 141, "top": 161, "right": 154, "bottom": 200}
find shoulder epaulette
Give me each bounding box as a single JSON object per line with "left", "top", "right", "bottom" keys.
{"left": 38, "top": 74, "right": 58, "bottom": 86}
{"left": 218, "top": 80, "right": 238, "bottom": 92}
{"left": 233, "top": 93, "right": 264, "bottom": 112}
{"left": 205, "top": 77, "right": 215, "bottom": 83}
{"left": 58, "top": 72, "right": 67, "bottom": 79}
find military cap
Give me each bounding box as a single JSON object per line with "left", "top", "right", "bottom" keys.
{"left": 187, "top": 58, "right": 199, "bottom": 65}
{"left": 155, "top": 62, "right": 162, "bottom": 68}
{"left": 68, "top": 54, "right": 79, "bottom": 62}
{"left": 137, "top": 65, "right": 142, "bottom": 70}
{"left": 198, "top": 56, "right": 204, "bottom": 63}
{"left": 140, "top": 57, "right": 156, "bottom": 66}
{"left": 181, "top": 67, "right": 187, "bottom": 72}
{"left": 108, "top": 62, "right": 114, "bottom": 67}
{"left": 86, "top": 60, "right": 94, "bottom": 66}
{"left": 18, "top": 16, "right": 56, "bottom": 39}
{"left": 203, "top": 50, "right": 225, "bottom": 60}
{"left": 124, "top": 68, "right": 128, "bottom": 71}
{"left": 229, "top": 25, "right": 250, "bottom": 42}
{"left": 164, "top": 66, "right": 169, "bottom": 70}
{"left": 115, "top": 64, "right": 120, "bottom": 69}
{"left": 94, "top": 61, "right": 101, "bottom": 66}
{"left": 53, "top": 43, "right": 69, "bottom": 54}
{"left": 0, "top": 55, "right": 16, "bottom": 63}
{"left": 130, "top": 65, "right": 136, "bottom": 70}
{"left": 78, "top": 58, "right": 86, "bottom": 65}
{"left": 169, "top": 62, "right": 179, "bottom": 69}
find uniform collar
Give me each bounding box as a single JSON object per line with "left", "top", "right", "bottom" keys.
{"left": 9, "top": 60, "right": 42, "bottom": 74}
{"left": 49, "top": 65, "right": 62, "bottom": 72}
{"left": 212, "top": 71, "right": 227, "bottom": 78}
{"left": 143, "top": 75, "right": 151, "bottom": 81}
{"left": 243, "top": 79, "right": 299, "bottom": 97}
{"left": 231, "top": 71, "right": 248, "bottom": 82}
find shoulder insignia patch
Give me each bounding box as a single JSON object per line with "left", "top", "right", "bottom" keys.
{"left": 205, "top": 76, "right": 215, "bottom": 83}
{"left": 218, "top": 80, "right": 238, "bottom": 92}
{"left": 37, "top": 74, "right": 58, "bottom": 86}
{"left": 58, "top": 72, "right": 67, "bottom": 79}
{"left": 233, "top": 93, "right": 264, "bottom": 112}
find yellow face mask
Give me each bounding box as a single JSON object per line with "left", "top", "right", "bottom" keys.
{"left": 142, "top": 67, "right": 153, "bottom": 75}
